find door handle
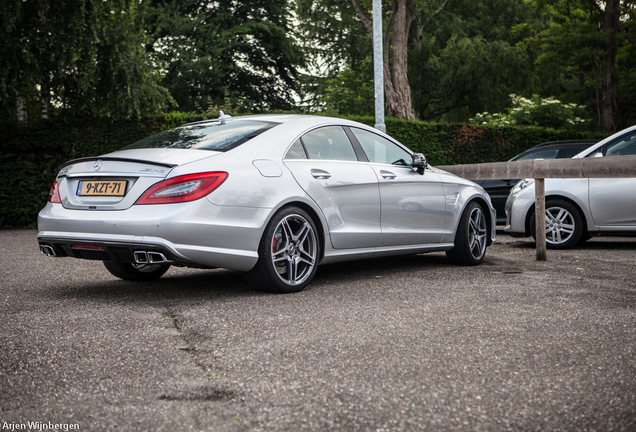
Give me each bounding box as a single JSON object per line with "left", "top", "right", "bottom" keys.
{"left": 311, "top": 169, "right": 331, "bottom": 179}
{"left": 380, "top": 170, "right": 396, "bottom": 180}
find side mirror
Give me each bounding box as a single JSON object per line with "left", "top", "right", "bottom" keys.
{"left": 412, "top": 153, "right": 427, "bottom": 175}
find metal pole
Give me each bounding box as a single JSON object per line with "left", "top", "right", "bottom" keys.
{"left": 535, "top": 178, "right": 547, "bottom": 261}
{"left": 373, "top": 0, "right": 385, "bottom": 133}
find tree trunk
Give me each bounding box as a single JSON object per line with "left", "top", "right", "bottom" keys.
{"left": 39, "top": 7, "right": 50, "bottom": 121}
{"left": 17, "top": 91, "right": 28, "bottom": 127}
{"left": 351, "top": 0, "right": 415, "bottom": 119}
{"left": 41, "top": 80, "right": 50, "bottom": 120}
{"left": 599, "top": 0, "right": 620, "bottom": 132}
{"left": 350, "top": 0, "right": 450, "bottom": 120}
{"left": 386, "top": 0, "right": 413, "bottom": 119}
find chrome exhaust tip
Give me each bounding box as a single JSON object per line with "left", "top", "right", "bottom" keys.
{"left": 39, "top": 244, "right": 58, "bottom": 257}
{"left": 134, "top": 251, "right": 148, "bottom": 264}
{"left": 147, "top": 252, "right": 168, "bottom": 263}
{"left": 134, "top": 251, "right": 169, "bottom": 264}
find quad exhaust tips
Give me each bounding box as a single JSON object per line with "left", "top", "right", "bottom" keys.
{"left": 39, "top": 243, "right": 170, "bottom": 264}
{"left": 39, "top": 244, "right": 58, "bottom": 257}
{"left": 134, "top": 251, "right": 170, "bottom": 264}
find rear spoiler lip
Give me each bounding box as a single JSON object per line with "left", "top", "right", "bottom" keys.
{"left": 59, "top": 157, "right": 177, "bottom": 170}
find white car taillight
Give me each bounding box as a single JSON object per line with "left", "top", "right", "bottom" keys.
{"left": 48, "top": 179, "right": 61, "bottom": 203}
{"left": 135, "top": 172, "right": 228, "bottom": 205}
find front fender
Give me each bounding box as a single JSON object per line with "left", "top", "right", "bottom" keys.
{"left": 436, "top": 171, "right": 496, "bottom": 245}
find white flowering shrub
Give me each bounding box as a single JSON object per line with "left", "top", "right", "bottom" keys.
{"left": 469, "top": 94, "right": 590, "bottom": 130}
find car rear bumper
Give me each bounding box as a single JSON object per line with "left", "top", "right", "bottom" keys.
{"left": 37, "top": 232, "right": 259, "bottom": 271}
{"left": 38, "top": 235, "right": 188, "bottom": 264}
{"left": 37, "top": 201, "right": 270, "bottom": 271}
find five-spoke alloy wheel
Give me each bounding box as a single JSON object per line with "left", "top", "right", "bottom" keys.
{"left": 247, "top": 206, "right": 319, "bottom": 293}
{"left": 447, "top": 201, "right": 488, "bottom": 266}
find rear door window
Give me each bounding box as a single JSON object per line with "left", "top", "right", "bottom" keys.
{"left": 299, "top": 126, "right": 357, "bottom": 161}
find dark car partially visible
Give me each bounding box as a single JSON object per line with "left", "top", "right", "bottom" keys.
{"left": 474, "top": 140, "right": 599, "bottom": 224}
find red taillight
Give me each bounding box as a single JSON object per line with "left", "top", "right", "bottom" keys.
{"left": 135, "top": 172, "right": 229, "bottom": 205}
{"left": 48, "top": 179, "right": 61, "bottom": 203}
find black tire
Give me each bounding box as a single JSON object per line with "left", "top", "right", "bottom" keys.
{"left": 103, "top": 261, "right": 170, "bottom": 281}
{"left": 246, "top": 206, "right": 320, "bottom": 293}
{"left": 529, "top": 198, "right": 584, "bottom": 249}
{"left": 446, "top": 201, "right": 488, "bottom": 266}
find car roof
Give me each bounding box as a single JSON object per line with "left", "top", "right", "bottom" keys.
{"left": 184, "top": 114, "right": 360, "bottom": 128}
{"left": 522, "top": 140, "right": 599, "bottom": 151}
{"left": 510, "top": 140, "right": 599, "bottom": 161}
{"left": 182, "top": 113, "right": 405, "bottom": 149}
{"left": 573, "top": 125, "right": 636, "bottom": 158}
{"left": 178, "top": 114, "right": 411, "bottom": 158}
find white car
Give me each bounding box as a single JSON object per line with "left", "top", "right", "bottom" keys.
{"left": 504, "top": 125, "right": 636, "bottom": 249}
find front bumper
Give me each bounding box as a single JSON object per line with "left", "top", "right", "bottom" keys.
{"left": 503, "top": 181, "right": 535, "bottom": 237}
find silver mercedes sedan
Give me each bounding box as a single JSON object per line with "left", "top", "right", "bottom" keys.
{"left": 38, "top": 114, "right": 496, "bottom": 292}
{"left": 505, "top": 125, "right": 636, "bottom": 249}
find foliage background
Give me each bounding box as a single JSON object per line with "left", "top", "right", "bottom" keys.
{"left": 0, "top": 0, "right": 630, "bottom": 227}
{"left": 0, "top": 114, "right": 607, "bottom": 228}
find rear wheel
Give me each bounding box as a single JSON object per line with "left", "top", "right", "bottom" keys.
{"left": 246, "top": 206, "right": 319, "bottom": 293}
{"left": 529, "top": 199, "right": 584, "bottom": 249}
{"left": 446, "top": 201, "right": 488, "bottom": 266}
{"left": 103, "top": 261, "right": 170, "bottom": 281}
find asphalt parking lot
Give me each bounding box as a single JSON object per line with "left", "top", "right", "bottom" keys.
{"left": 1, "top": 229, "right": 635, "bottom": 431}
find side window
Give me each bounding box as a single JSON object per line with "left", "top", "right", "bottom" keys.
{"left": 516, "top": 149, "right": 559, "bottom": 161}
{"left": 301, "top": 126, "right": 357, "bottom": 161}
{"left": 285, "top": 139, "right": 307, "bottom": 159}
{"left": 350, "top": 127, "right": 411, "bottom": 166}
{"left": 605, "top": 132, "right": 636, "bottom": 157}
{"left": 560, "top": 146, "right": 588, "bottom": 158}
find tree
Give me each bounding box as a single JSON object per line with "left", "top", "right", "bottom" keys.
{"left": 296, "top": 0, "right": 539, "bottom": 122}
{"left": 144, "top": 0, "right": 305, "bottom": 113}
{"left": 349, "top": 0, "right": 451, "bottom": 119}
{"left": 526, "top": 0, "right": 636, "bottom": 131}
{"left": 0, "top": 0, "right": 172, "bottom": 125}
{"left": 409, "top": 0, "right": 541, "bottom": 122}
{"left": 295, "top": 0, "right": 372, "bottom": 112}
{"left": 321, "top": 58, "right": 375, "bottom": 115}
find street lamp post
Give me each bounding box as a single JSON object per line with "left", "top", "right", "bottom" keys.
{"left": 373, "top": 0, "right": 385, "bottom": 133}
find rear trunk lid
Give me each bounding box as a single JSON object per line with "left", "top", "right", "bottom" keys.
{"left": 57, "top": 149, "right": 220, "bottom": 210}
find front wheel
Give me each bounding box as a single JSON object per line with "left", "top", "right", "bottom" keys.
{"left": 246, "top": 206, "right": 320, "bottom": 293}
{"left": 103, "top": 261, "right": 170, "bottom": 281}
{"left": 529, "top": 199, "right": 584, "bottom": 249}
{"left": 446, "top": 201, "right": 488, "bottom": 266}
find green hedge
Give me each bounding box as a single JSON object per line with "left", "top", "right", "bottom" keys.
{"left": 0, "top": 113, "right": 608, "bottom": 228}
{"left": 348, "top": 116, "right": 608, "bottom": 165}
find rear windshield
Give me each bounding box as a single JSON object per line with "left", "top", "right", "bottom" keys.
{"left": 122, "top": 121, "right": 277, "bottom": 151}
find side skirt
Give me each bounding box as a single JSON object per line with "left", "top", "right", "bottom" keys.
{"left": 320, "top": 239, "right": 455, "bottom": 265}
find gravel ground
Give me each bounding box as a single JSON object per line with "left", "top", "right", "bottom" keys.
{"left": 1, "top": 229, "right": 635, "bottom": 431}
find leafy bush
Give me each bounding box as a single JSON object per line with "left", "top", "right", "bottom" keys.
{"left": 469, "top": 94, "right": 591, "bottom": 130}
{"left": 0, "top": 113, "right": 607, "bottom": 228}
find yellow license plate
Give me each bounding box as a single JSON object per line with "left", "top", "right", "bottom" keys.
{"left": 77, "top": 180, "right": 127, "bottom": 196}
